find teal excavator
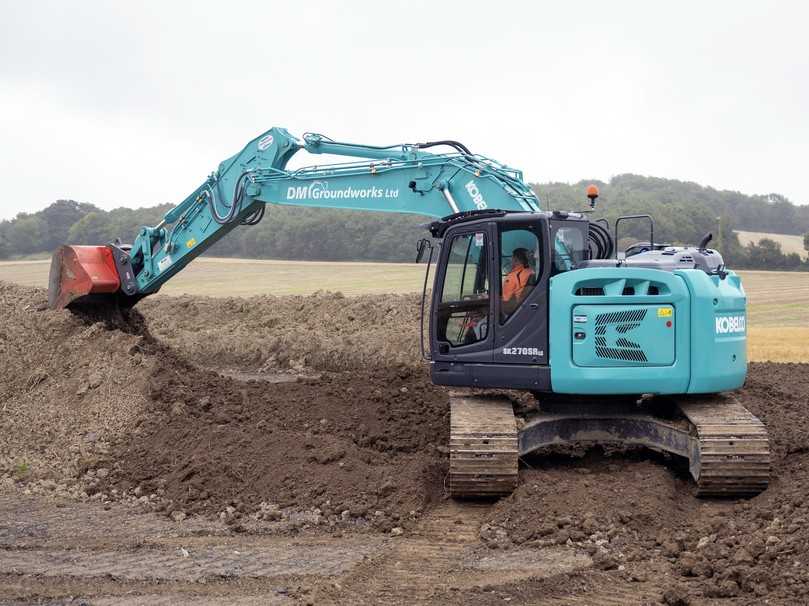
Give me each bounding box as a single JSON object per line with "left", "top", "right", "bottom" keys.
{"left": 48, "top": 128, "right": 770, "bottom": 498}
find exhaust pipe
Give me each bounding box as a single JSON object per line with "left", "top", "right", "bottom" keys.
{"left": 697, "top": 232, "right": 713, "bottom": 250}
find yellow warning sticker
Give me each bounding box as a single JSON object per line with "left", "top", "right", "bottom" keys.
{"left": 657, "top": 307, "right": 673, "bottom": 318}
{"left": 186, "top": 238, "right": 197, "bottom": 249}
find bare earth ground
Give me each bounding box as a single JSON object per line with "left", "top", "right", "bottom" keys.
{"left": 2, "top": 281, "right": 809, "bottom": 605}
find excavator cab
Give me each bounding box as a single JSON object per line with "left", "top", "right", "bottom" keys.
{"left": 428, "top": 211, "right": 589, "bottom": 391}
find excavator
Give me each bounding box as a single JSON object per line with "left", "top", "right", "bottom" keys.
{"left": 48, "top": 127, "right": 770, "bottom": 498}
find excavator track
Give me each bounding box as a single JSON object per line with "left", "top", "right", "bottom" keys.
{"left": 680, "top": 395, "right": 770, "bottom": 497}
{"left": 449, "top": 395, "right": 518, "bottom": 498}
{"left": 450, "top": 392, "right": 770, "bottom": 500}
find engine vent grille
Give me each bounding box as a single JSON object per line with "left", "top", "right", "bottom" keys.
{"left": 574, "top": 282, "right": 666, "bottom": 296}
{"left": 575, "top": 287, "right": 605, "bottom": 296}
{"left": 595, "top": 346, "right": 648, "bottom": 362}
{"left": 593, "top": 309, "right": 649, "bottom": 362}
{"left": 595, "top": 309, "right": 647, "bottom": 325}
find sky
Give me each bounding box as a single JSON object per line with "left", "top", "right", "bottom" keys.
{"left": 0, "top": 0, "right": 807, "bottom": 220}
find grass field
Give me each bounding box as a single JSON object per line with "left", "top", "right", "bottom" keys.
{"left": 0, "top": 257, "right": 426, "bottom": 297}
{"left": 1, "top": 258, "right": 806, "bottom": 362}
{"left": 736, "top": 230, "right": 808, "bottom": 259}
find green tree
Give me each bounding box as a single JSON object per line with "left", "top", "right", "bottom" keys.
{"left": 744, "top": 239, "right": 791, "bottom": 270}
{"left": 0, "top": 228, "right": 10, "bottom": 258}
{"left": 7, "top": 215, "right": 45, "bottom": 255}
{"left": 67, "top": 212, "right": 115, "bottom": 244}
{"left": 803, "top": 232, "right": 809, "bottom": 253}
{"left": 39, "top": 200, "right": 97, "bottom": 250}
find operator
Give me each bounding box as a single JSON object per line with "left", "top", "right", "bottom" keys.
{"left": 502, "top": 248, "right": 534, "bottom": 317}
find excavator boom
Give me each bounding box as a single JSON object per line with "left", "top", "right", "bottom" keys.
{"left": 48, "top": 127, "right": 539, "bottom": 309}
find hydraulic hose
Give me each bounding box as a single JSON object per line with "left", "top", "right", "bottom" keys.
{"left": 241, "top": 205, "right": 265, "bottom": 225}
{"left": 204, "top": 172, "right": 253, "bottom": 225}
{"left": 416, "top": 140, "right": 474, "bottom": 156}
{"left": 588, "top": 221, "right": 614, "bottom": 260}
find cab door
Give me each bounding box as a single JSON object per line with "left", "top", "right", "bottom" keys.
{"left": 492, "top": 221, "right": 550, "bottom": 366}
{"left": 430, "top": 225, "right": 494, "bottom": 364}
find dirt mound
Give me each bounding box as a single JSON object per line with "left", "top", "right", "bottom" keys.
{"left": 482, "top": 362, "right": 809, "bottom": 603}
{"left": 138, "top": 291, "right": 423, "bottom": 371}
{"left": 106, "top": 352, "right": 448, "bottom": 523}
{"left": 0, "top": 282, "right": 154, "bottom": 490}
{"left": 0, "top": 285, "right": 426, "bottom": 486}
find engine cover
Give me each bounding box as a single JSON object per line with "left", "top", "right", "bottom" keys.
{"left": 549, "top": 266, "right": 746, "bottom": 395}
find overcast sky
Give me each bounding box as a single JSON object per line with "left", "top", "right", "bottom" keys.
{"left": 1, "top": 1, "right": 807, "bottom": 220}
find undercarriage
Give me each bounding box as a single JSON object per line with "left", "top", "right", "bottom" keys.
{"left": 449, "top": 392, "right": 770, "bottom": 498}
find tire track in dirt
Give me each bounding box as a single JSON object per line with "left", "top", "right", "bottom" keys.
{"left": 0, "top": 495, "right": 380, "bottom": 604}
{"left": 317, "top": 500, "right": 593, "bottom": 605}
{"left": 317, "top": 500, "right": 493, "bottom": 604}
{"left": 541, "top": 580, "right": 668, "bottom": 606}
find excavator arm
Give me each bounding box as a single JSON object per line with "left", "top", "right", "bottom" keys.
{"left": 49, "top": 127, "right": 540, "bottom": 308}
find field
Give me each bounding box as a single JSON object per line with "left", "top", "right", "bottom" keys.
{"left": 0, "top": 257, "right": 426, "bottom": 296}
{"left": 741, "top": 270, "right": 809, "bottom": 362}
{"left": 1, "top": 258, "right": 806, "bottom": 362}
{"left": 736, "top": 230, "right": 808, "bottom": 259}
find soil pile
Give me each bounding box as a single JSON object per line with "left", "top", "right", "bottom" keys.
{"left": 107, "top": 352, "right": 448, "bottom": 523}
{"left": 138, "top": 291, "right": 423, "bottom": 371}
{"left": 0, "top": 283, "right": 445, "bottom": 527}
{"left": 0, "top": 282, "right": 154, "bottom": 489}
{"left": 482, "top": 362, "right": 809, "bottom": 604}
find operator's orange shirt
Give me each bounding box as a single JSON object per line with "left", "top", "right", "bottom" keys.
{"left": 502, "top": 265, "right": 534, "bottom": 302}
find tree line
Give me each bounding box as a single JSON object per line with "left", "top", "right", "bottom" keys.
{"left": 538, "top": 174, "right": 809, "bottom": 270}
{"left": 1, "top": 174, "right": 808, "bottom": 271}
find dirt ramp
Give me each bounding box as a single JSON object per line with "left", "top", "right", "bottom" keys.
{"left": 108, "top": 352, "right": 449, "bottom": 523}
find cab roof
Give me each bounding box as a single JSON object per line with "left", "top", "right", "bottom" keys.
{"left": 428, "top": 209, "right": 586, "bottom": 238}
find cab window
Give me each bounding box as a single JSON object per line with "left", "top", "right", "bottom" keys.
{"left": 551, "top": 222, "right": 587, "bottom": 274}
{"left": 437, "top": 232, "right": 489, "bottom": 347}
{"left": 500, "top": 227, "right": 540, "bottom": 322}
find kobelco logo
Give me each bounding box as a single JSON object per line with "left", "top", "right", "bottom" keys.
{"left": 465, "top": 180, "right": 488, "bottom": 210}
{"left": 257, "top": 134, "right": 274, "bottom": 150}
{"left": 715, "top": 315, "right": 746, "bottom": 334}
